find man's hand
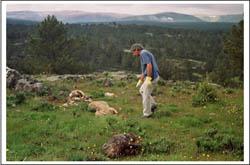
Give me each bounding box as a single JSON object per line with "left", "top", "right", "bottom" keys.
{"left": 136, "top": 79, "right": 143, "bottom": 88}
{"left": 145, "top": 76, "right": 152, "bottom": 86}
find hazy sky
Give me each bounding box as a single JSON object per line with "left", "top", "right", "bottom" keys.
{"left": 7, "top": 4, "right": 243, "bottom": 16}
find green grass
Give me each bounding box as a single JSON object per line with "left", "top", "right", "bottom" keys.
{"left": 6, "top": 74, "right": 244, "bottom": 161}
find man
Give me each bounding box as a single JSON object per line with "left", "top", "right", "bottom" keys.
{"left": 130, "top": 43, "right": 160, "bottom": 118}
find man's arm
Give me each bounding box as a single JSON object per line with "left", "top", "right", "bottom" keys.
{"left": 140, "top": 74, "right": 144, "bottom": 81}
{"left": 146, "top": 63, "right": 152, "bottom": 78}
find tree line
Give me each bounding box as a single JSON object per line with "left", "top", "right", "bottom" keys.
{"left": 7, "top": 15, "right": 243, "bottom": 87}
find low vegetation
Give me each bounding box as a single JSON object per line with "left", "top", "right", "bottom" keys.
{"left": 7, "top": 72, "right": 243, "bottom": 161}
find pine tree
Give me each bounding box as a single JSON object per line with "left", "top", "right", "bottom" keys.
{"left": 223, "top": 20, "right": 244, "bottom": 80}
{"left": 26, "top": 15, "right": 73, "bottom": 74}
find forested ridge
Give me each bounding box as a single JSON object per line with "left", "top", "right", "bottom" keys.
{"left": 7, "top": 15, "right": 243, "bottom": 87}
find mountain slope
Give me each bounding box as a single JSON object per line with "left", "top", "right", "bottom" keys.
{"left": 7, "top": 11, "right": 43, "bottom": 21}
{"left": 7, "top": 10, "right": 130, "bottom": 23}
{"left": 7, "top": 11, "right": 243, "bottom": 23}
{"left": 122, "top": 12, "right": 203, "bottom": 22}
{"left": 197, "top": 14, "right": 243, "bottom": 23}
{"left": 217, "top": 14, "right": 243, "bottom": 22}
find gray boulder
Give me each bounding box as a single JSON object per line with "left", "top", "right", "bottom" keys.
{"left": 15, "top": 79, "right": 44, "bottom": 93}
{"left": 6, "top": 67, "right": 21, "bottom": 88}
{"left": 7, "top": 67, "right": 45, "bottom": 93}
{"left": 103, "top": 78, "right": 113, "bottom": 87}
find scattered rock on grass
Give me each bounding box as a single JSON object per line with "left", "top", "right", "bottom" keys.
{"left": 104, "top": 92, "right": 116, "bottom": 97}
{"left": 7, "top": 67, "right": 45, "bottom": 93}
{"left": 6, "top": 67, "right": 22, "bottom": 88}
{"left": 103, "top": 78, "right": 113, "bottom": 87}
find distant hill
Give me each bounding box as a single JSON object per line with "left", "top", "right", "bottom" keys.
{"left": 217, "top": 14, "right": 243, "bottom": 22}
{"left": 7, "top": 11, "right": 204, "bottom": 23}
{"left": 7, "top": 10, "right": 130, "bottom": 23}
{"left": 7, "top": 11, "right": 43, "bottom": 22}
{"left": 197, "top": 14, "right": 243, "bottom": 23}
{"left": 7, "top": 18, "right": 39, "bottom": 25}
{"left": 122, "top": 12, "right": 203, "bottom": 22}
{"left": 7, "top": 10, "right": 243, "bottom": 24}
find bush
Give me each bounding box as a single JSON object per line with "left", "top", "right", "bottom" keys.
{"left": 15, "top": 92, "right": 26, "bottom": 104}
{"left": 223, "top": 88, "right": 234, "bottom": 94}
{"left": 224, "top": 77, "right": 243, "bottom": 88}
{"left": 142, "top": 138, "right": 174, "bottom": 154}
{"left": 158, "top": 79, "right": 166, "bottom": 86}
{"left": 196, "top": 128, "right": 243, "bottom": 156}
{"left": 7, "top": 92, "right": 29, "bottom": 107}
{"left": 192, "top": 82, "right": 218, "bottom": 107}
{"left": 171, "top": 85, "right": 182, "bottom": 93}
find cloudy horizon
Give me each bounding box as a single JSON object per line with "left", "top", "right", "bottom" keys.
{"left": 7, "top": 4, "right": 244, "bottom": 16}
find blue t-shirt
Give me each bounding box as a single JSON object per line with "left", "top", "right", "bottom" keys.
{"left": 140, "top": 49, "right": 159, "bottom": 80}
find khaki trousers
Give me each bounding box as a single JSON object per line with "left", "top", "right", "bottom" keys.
{"left": 139, "top": 76, "right": 160, "bottom": 116}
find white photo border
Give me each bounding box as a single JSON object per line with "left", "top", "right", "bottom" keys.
{"left": 1, "top": 1, "right": 249, "bottom": 164}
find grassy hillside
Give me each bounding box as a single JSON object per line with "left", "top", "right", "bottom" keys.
{"left": 7, "top": 72, "right": 243, "bottom": 161}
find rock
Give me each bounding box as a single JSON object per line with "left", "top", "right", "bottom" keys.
{"left": 209, "top": 113, "right": 216, "bottom": 116}
{"left": 65, "top": 75, "right": 81, "bottom": 82}
{"left": 22, "top": 74, "right": 38, "bottom": 84}
{"left": 7, "top": 67, "right": 45, "bottom": 93}
{"left": 6, "top": 67, "right": 21, "bottom": 88}
{"left": 208, "top": 82, "right": 222, "bottom": 88}
{"left": 15, "top": 79, "right": 44, "bottom": 93}
{"left": 104, "top": 92, "right": 115, "bottom": 97}
{"left": 46, "top": 75, "right": 60, "bottom": 81}
{"left": 88, "top": 101, "right": 118, "bottom": 116}
{"left": 31, "top": 82, "right": 44, "bottom": 92}
{"left": 102, "top": 133, "right": 141, "bottom": 158}
{"left": 84, "top": 74, "right": 96, "bottom": 81}
{"left": 103, "top": 78, "right": 113, "bottom": 87}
